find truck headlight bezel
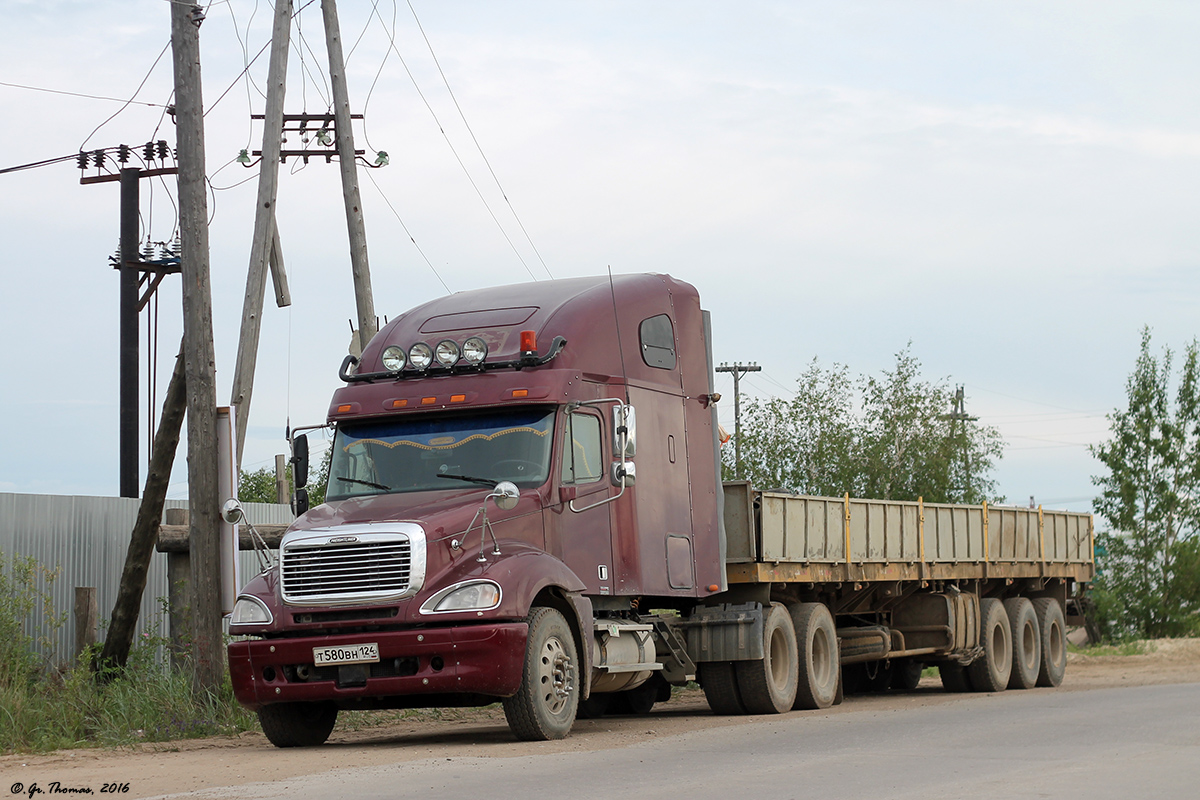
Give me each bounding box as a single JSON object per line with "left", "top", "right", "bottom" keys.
{"left": 419, "top": 580, "right": 502, "bottom": 615}
{"left": 230, "top": 595, "right": 274, "bottom": 628}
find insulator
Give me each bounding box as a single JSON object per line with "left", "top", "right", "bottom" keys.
{"left": 141, "top": 241, "right": 155, "bottom": 260}
{"left": 93, "top": 150, "right": 105, "bottom": 169}
{"left": 170, "top": 235, "right": 181, "bottom": 256}
{"left": 77, "top": 152, "right": 89, "bottom": 170}
{"left": 143, "top": 141, "right": 155, "bottom": 162}
{"left": 117, "top": 144, "right": 130, "bottom": 163}
{"left": 157, "top": 140, "right": 170, "bottom": 160}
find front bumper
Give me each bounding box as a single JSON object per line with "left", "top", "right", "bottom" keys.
{"left": 228, "top": 622, "right": 528, "bottom": 709}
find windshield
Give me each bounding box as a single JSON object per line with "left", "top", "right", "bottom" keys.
{"left": 326, "top": 408, "right": 555, "bottom": 500}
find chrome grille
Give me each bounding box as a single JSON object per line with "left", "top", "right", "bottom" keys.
{"left": 280, "top": 528, "right": 424, "bottom": 605}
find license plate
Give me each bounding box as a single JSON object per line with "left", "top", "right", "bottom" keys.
{"left": 313, "top": 642, "right": 380, "bottom": 666}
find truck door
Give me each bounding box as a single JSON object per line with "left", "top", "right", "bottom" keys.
{"left": 546, "top": 407, "right": 615, "bottom": 595}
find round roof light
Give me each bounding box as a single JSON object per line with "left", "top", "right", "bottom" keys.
{"left": 381, "top": 345, "right": 407, "bottom": 372}
{"left": 435, "top": 339, "right": 461, "bottom": 368}
{"left": 409, "top": 342, "right": 433, "bottom": 371}
{"left": 462, "top": 336, "right": 488, "bottom": 366}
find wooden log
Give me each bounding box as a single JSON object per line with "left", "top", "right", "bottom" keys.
{"left": 73, "top": 587, "right": 98, "bottom": 664}
{"left": 156, "top": 522, "right": 288, "bottom": 552}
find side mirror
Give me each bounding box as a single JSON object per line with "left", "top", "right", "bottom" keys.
{"left": 612, "top": 404, "right": 636, "bottom": 458}
{"left": 221, "top": 498, "right": 244, "bottom": 525}
{"left": 492, "top": 481, "right": 520, "bottom": 511}
{"left": 292, "top": 433, "right": 309, "bottom": 488}
{"left": 293, "top": 487, "right": 310, "bottom": 516}
{"left": 611, "top": 460, "right": 636, "bottom": 487}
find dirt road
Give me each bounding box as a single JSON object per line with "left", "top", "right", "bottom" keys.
{"left": 2, "top": 639, "right": 1197, "bottom": 799}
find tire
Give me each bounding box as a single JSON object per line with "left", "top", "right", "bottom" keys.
{"left": 735, "top": 603, "right": 799, "bottom": 714}
{"left": 891, "top": 659, "right": 924, "bottom": 693}
{"left": 833, "top": 667, "right": 844, "bottom": 705}
{"left": 967, "top": 597, "right": 1013, "bottom": 693}
{"left": 1033, "top": 597, "right": 1067, "bottom": 687}
{"left": 257, "top": 701, "right": 338, "bottom": 748}
{"left": 699, "top": 661, "right": 746, "bottom": 715}
{"left": 611, "top": 674, "right": 667, "bottom": 715}
{"left": 576, "top": 693, "right": 611, "bottom": 719}
{"left": 503, "top": 607, "right": 579, "bottom": 740}
{"left": 939, "top": 663, "right": 972, "bottom": 693}
{"left": 1004, "top": 597, "right": 1041, "bottom": 690}
{"left": 790, "top": 602, "right": 839, "bottom": 710}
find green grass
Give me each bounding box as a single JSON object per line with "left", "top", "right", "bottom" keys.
{"left": 1068, "top": 640, "right": 1156, "bottom": 657}
{"left": 1, "top": 552, "right": 256, "bottom": 754}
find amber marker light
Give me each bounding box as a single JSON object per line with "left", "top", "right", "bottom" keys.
{"left": 421, "top": 397, "right": 437, "bottom": 405}
{"left": 707, "top": 584, "right": 720, "bottom": 592}
{"left": 511, "top": 389, "right": 529, "bottom": 398}
{"left": 519, "top": 330, "right": 537, "bottom": 353}
{"left": 450, "top": 394, "right": 466, "bottom": 403}
{"left": 337, "top": 404, "right": 352, "bottom": 413}
{"left": 391, "top": 399, "right": 408, "bottom": 408}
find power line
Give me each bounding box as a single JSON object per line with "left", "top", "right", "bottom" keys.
{"left": 362, "top": 168, "right": 452, "bottom": 293}
{"left": 369, "top": 3, "right": 540, "bottom": 280}
{"left": 79, "top": 41, "right": 173, "bottom": 151}
{"left": 0, "top": 80, "right": 172, "bottom": 108}
{"left": 406, "top": 0, "right": 553, "bottom": 279}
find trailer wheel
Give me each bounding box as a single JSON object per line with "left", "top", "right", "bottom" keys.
{"left": 576, "top": 693, "right": 611, "bottom": 719}
{"left": 257, "top": 701, "right": 337, "bottom": 748}
{"left": 938, "top": 663, "right": 972, "bottom": 693}
{"left": 1033, "top": 597, "right": 1067, "bottom": 687}
{"left": 789, "top": 602, "right": 839, "bottom": 710}
{"left": 699, "top": 661, "right": 746, "bottom": 715}
{"left": 891, "top": 659, "right": 925, "bottom": 693}
{"left": 967, "top": 597, "right": 1012, "bottom": 692}
{"left": 1004, "top": 597, "right": 1041, "bottom": 690}
{"left": 503, "top": 607, "right": 579, "bottom": 740}
{"left": 735, "top": 603, "right": 799, "bottom": 713}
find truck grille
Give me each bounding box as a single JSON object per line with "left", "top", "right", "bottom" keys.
{"left": 279, "top": 526, "right": 426, "bottom": 606}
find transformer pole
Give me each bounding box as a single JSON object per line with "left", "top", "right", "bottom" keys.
{"left": 119, "top": 167, "right": 140, "bottom": 498}
{"left": 715, "top": 362, "right": 761, "bottom": 480}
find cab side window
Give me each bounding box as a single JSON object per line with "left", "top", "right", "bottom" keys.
{"left": 639, "top": 314, "right": 676, "bottom": 369}
{"left": 561, "top": 412, "right": 603, "bottom": 484}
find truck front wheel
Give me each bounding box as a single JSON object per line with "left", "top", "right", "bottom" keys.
{"left": 503, "top": 607, "right": 579, "bottom": 740}
{"left": 257, "top": 701, "right": 338, "bottom": 748}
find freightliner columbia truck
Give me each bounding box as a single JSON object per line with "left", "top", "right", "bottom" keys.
{"left": 226, "top": 273, "right": 1094, "bottom": 747}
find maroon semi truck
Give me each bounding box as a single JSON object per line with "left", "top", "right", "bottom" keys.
{"left": 227, "top": 273, "right": 1094, "bottom": 747}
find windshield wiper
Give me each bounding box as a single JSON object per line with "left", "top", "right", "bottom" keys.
{"left": 335, "top": 475, "right": 392, "bottom": 491}
{"left": 437, "top": 473, "right": 497, "bottom": 487}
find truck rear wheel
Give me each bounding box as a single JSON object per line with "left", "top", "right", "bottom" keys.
{"left": 967, "top": 597, "right": 1012, "bottom": 692}
{"left": 735, "top": 603, "right": 799, "bottom": 714}
{"left": 790, "top": 602, "right": 838, "bottom": 710}
{"left": 699, "top": 661, "right": 746, "bottom": 715}
{"left": 1004, "top": 597, "right": 1041, "bottom": 690}
{"left": 1033, "top": 597, "right": 1067, "bottom": 687}
{"left": 939, "top": 663, "right": 972, "bottom": 693}
{"left": 503, "top": 607, "right": 579, "bottom": 740}
{"left": 257, "top": 701, "right": 338, "bottom": 748}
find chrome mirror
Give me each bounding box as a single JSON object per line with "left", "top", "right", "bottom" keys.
{"left": 221, "top": 498, "right": 244, "bottom": 525}
{"left": 612, "top": 404, "right": 636, "bottom": 458}
{"left": 492, "top": 481, "right": 520, "bottom": 511}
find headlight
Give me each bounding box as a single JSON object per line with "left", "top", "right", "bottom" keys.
{"left": 435, "top": 339, "right": 461, "bottom": 367}
{"left": 419, "top": 580, "right": 502, "bottom": 614}
{"left": 381, "top": 345, "right": 407, "bottom": 372}
{"left": 462, "top": 336, "right": 488, "bottom": 365}
{"left": 230, "top": 595, "right": 274, "bottom": 627}
{"left": 409, "top": 342, "right": 433, "bottom": 370}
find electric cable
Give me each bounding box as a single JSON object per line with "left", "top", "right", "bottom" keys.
{"left": 79, "top": 41, "right": 172, "bottom": 151}
{"left": 362, "top": 168, "right": 452, "bottom": 293}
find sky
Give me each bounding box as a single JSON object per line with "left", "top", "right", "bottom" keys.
{"left": 1, "top": 1, "right": 1198, "bottom": 517}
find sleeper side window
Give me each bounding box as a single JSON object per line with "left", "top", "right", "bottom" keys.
{"left": 639, "top": 314, "right": 676, "bottom": 369}
{"left": 561, "top": 412, "right": 604, "bottom": 484}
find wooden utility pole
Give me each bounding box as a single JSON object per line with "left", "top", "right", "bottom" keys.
{"left": 715, "top": 362, "right": 761, "bottom": 480}
{"left": 322, "top": 0, "right": 377, "bottom": 346}
{"left": 171, "top": 1, "right": 223, "bottom": 696}
{"left": 230, "top": 0, "right": 294, "bottom": 468}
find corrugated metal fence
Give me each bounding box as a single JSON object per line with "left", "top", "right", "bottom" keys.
{"left": 0, "top": 492, "right": 292, "bottom": 665}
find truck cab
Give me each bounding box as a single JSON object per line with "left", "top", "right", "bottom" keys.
{"left": 228, "top": 273, "right": 726, "bottom": 745}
